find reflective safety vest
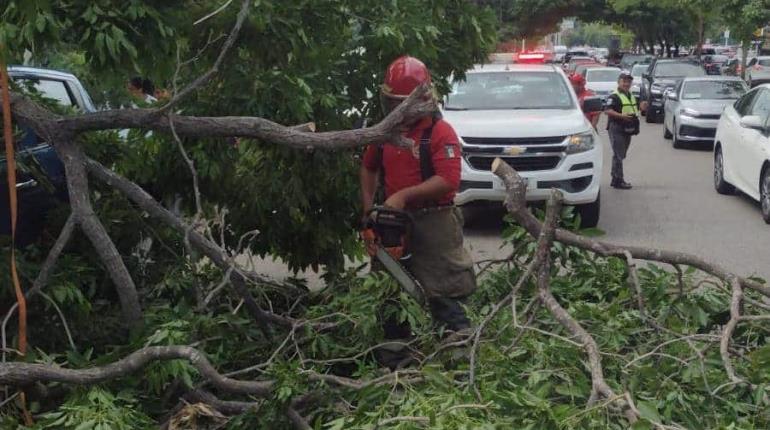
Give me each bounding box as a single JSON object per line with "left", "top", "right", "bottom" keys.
{"left": 613, "top": 90, "right": 639, "bottom": 115}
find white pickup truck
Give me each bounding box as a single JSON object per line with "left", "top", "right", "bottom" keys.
{"left": 443, "top": 63, "right": 604, "bottom": 227}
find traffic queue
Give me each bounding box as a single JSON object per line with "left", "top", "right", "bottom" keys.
{"left": 450, "top": 49, "right": 770, "bottom": 225}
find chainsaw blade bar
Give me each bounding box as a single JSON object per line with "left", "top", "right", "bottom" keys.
{"left": 375, "top": 247, "right": 425, "bottom": 305}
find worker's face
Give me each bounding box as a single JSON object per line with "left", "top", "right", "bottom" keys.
{"left": 126, "top": 81, "right": 143, "bottom": 98}
{"left": 618, "top": 78, "right": 632, "bottom": 92}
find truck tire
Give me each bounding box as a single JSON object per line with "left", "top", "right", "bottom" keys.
{"left": 575, "top": 194, "right": 600, "bottom": 228}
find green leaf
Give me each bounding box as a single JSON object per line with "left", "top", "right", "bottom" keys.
{"left": 637, "top": 400, "right": 662, "bottom": 423}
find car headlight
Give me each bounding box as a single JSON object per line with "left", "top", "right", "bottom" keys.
{"left": 679, "top": 108, "right": 700, "bottom": 118}
{"left": 566, "top": 132, "right": 595, "bottom": 154}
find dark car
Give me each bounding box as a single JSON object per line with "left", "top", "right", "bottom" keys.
{"left": 0, "top": 66, "right": 95, "bottom": 245}
{"left": 703, "top": 55, "right": 729, "bottom": 75}
{"left": 641, "top": 58, "right": 706, "bottom": 123}
{"left": 620, "top": 53, "right": 654, "bottom": 70}
{"left": 563, "top": 50, "right": 591, "bottom": 65}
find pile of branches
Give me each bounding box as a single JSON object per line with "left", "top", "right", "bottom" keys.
{"left": 2, "top": 2, "right": 769, "bottom": 427}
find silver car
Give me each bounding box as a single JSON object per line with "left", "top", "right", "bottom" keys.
{"left": 747, "top": 56, "right": 770, "bottom": 87}
{"left": 663, "top": 76, "right": 748, "bottom": 148}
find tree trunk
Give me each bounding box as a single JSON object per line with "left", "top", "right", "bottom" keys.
{"left": 741, "top": 40, "right": 750, "bottom": 80}
{"left": 696, "top": 13, "right": 705, "bottom": 57}
{"left": 56, "top": 139, "right": 143, "bottom": 330}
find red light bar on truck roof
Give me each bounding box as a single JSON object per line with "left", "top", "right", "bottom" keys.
{"left": 514, "top": 51, "right": 552, "bottom": 64}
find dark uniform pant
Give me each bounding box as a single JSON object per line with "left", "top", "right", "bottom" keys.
{"left": 380, "top": 206, "right": 476, "bottom": 337}
{"left": 608, "top": 123, "right": 632, "bottom": 183}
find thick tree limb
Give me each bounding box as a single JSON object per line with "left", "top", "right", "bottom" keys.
{"left": 489, "top": 158, "right": 770, "bottom": 298}
{"left": 8, "top": 84, "right": 434, "bottom": 151}
{"left": 0, "top": 346, "right": 273, "bottom": 396}
{"left": 85, "top": 157, "right": 290, "bottom": 333}
{"left": 57, "top": 139, "right": 143, "bottom": 329}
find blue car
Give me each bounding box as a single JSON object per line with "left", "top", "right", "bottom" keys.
{"left": 0, "top": 66, "right": 95, "bottom": 245}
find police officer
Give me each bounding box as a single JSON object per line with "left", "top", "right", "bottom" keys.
{"left": 360, "top": 56, "right": 476, "bottom": 336}
{"left": 605, "top": 71, "right": 644, "bottom": 189}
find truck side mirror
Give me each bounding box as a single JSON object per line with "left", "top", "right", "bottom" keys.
{"left": 582, "top": 96, "right": 604, "bottom": 113}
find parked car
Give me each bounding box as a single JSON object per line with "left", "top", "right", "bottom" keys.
{"left": 641, "top": 58, "right": 706, "bottom": 123}
{"left": 620, "top": 53, "right": 653, "bottom": 70}
{"left": 662, "top": 77, "right": 748, "bottom": 148}
{"left": 565, "top": 57, "right": 595, "bottom": 75}
{"left": 713, "top": 84, "right": 770, "bottom": 223}
{"left": 630, "top": 63, "right": 649, "bottom": 99}
{"left": 721, "top": 58, "right": 747, "bottom": 76}
{"left": 553, "top": 45, "right": 568, "bottom": 63}
{"left": 747, "top": 56, "right": 770, "bottom": 87}
{"left": 0, "top": 66, "right": 95, "bottom": 245}
{"left": 703, "top": 55, "right": 729, "bottom": 75}
{"left": 584, "top": 67, "right": 621, "bottom": 98}
{"left": 563, "top": 50, "right": 591, "bottom": 64}
{"left": 443, "top": 63, "right": 604, "bottom": 227}
{"left": 573, "top": 63, "right": 602, "bottom": 78}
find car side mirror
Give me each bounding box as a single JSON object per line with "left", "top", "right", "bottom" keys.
{"left": 582, "top": 96, "right": 604, "bottom": 113}
{"left": 642, "top": 72, "right": 650, "bottom": 80}
{"left": 664, "top": 89, "right": 678, "bottom": 101}
{"left": 739, "top": 115, "right": 764, "bottom": 130}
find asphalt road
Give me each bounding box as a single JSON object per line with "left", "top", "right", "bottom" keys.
{"left": 464, "top": 117, "right": 770, "bottom": 281}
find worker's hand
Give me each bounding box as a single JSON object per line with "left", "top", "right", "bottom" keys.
{"left": 360, "top": 228, "right": 378, "bottom": 257}
{"left": 622, "top": 114, "right": 635, "bottom": 122}
{"left": 383, "top": 191, "right": 407, "bottom": 210}
{"left": 640, "top": 101, "right": 649, "bottom": 112}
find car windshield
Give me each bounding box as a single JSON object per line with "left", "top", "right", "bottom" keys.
{"left": 446, "top": 71, "right": 574, "bottom": 110}
{"left": 654, "top": 63, "right": 705, "bottom": 77}
{"left": 682, "top": 80, "right": 747, "bottom": 100}
{"left": 586, "top": 69, "right": 620, "bottom": 82}
{"left": 631, "top": 65, "right": 648, "bottom": 77}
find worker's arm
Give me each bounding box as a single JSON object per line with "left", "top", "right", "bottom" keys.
{"left": 360, "top": 164, "right": 379, "bottom": 219}
{"left": 383, "top": 175, "right": 452, "bottom": 210}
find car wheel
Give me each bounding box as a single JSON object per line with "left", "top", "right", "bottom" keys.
{"left": 761, "top": 168, "right": 770, "bottom": 224}
{"left": 645, "top": 109, "right": 655, "bottom": 123}
{"left": 714, "top": 147, "right": 735, "bottom": 195}
{"left": 575, "top": 194, "right": 600, "bottom": 228}
{"left": 663, "top": 121, "right": 672, "bottom": 139}
{"left": 672, "top": 121, "right": 682, "bottom": 149}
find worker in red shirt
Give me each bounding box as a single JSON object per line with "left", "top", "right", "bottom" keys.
{"left": 570, "top": 74, "right": 600, "bottom": 129}
{"left": 360, "top": 56, "right": 476, "bottom": 341}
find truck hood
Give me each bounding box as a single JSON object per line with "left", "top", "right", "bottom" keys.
{"left": 442, "top": 109, "right": 590, "bottom": 139}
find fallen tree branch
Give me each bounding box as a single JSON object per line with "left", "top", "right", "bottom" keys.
{"left": 0, "top": 346, "right": 273, "bottom": 396}
{"left": 488, "top": 157, "right": 770, "bottom": 299}
{"left": 85, "top": 157, "right": 290, "bottom": 334}
{"left": 720, "top": 277, "right": 744, "bottom": 385}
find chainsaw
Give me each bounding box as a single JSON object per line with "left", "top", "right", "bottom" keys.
{"left": 363, "top": 207, "right": 426, "bottom": 305}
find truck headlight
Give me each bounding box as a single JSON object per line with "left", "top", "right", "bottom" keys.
{"left": 680, "top": 108, "right": 700, "bottom": 118}
{"left": 566, "top": 132, "right": 595, "bottom": 154}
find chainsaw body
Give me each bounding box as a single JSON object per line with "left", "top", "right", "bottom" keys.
{"left": 366, "top": 207, "right": 413, "bottom": 261}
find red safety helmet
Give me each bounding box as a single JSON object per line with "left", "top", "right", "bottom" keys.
{"left": 569, "top": 73, "right": 586, "bottom": 86}
{"left": 381, "top": 56, "right": 432, "bottom": 99}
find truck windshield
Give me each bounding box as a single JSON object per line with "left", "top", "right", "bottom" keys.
{"left": 682, "top": 80, "right": 747, "bottom": 100}
{"left": 445, "top": 72, "right": 574, "bottom": 110}
{"left": 654, "top": 63, "right": 705, "bottom": 77}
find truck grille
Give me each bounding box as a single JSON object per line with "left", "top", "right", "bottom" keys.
{"left": 467, "top": 156, "right": 561, "bottom": 172}
{"left": 462, "top": 136, "right": 567, "bottom": 146}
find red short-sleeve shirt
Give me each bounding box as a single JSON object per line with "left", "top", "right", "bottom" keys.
{"left": 362, "top": 116, "right": 462, "bottom": 208}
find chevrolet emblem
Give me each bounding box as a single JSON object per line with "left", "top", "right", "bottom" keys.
{"left": 504, "top": 146, "right": 526, "bottom": 156}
